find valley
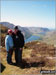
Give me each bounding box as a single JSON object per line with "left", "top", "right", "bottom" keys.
{"left": 0, "top": 22, "right": 56, "bottom": 74}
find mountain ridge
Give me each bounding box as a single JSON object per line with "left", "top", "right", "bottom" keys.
{"left": 0, "top": 22, "right": 50, "bottom": 39}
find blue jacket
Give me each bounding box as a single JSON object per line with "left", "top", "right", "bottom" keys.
{"left": 5, "top": 35, "right": 14, "bottom": 52}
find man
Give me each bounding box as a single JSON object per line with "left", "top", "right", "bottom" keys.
{"left": 12, "top": 26, "right": 25, "bottom": 65}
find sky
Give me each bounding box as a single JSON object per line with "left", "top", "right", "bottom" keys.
{"left": 1, "top": 0, "right": 55, "bottom": 29}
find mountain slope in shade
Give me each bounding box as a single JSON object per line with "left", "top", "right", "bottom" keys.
{"left": 1, "top": 24, "right": 8, "bottom": 47}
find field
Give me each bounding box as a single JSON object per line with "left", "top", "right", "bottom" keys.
{"left": 1, "top": 41, "right": 56, "bottom": 74}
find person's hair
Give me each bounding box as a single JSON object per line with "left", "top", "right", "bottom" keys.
{"left": 14, "top": 26, "right": 18, "bottom": 29}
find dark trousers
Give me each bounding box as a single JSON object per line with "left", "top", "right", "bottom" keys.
{"left": 15, "top": 48, "right": 22, "bottom": 63}
{"left": 7, "top": 50, "right": 13, "bottom": 64}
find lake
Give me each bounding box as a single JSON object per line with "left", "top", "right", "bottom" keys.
{"left": 25, "top": 35, "right": 40, "bottom": 43}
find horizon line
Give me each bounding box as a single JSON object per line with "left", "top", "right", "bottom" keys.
{"left": 0, "top": 21, "right": 55, "bottom": 29}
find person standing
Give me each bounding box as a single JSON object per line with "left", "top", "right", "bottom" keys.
{"left": 5, "top": 29, "right": 14, "bottom": 64}
{"left": 12, "top": 26, "right": 25, "bottom": 65}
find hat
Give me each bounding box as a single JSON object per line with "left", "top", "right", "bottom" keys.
{"left": 14, "top": 26, "right": 18, "bottom": 29}
{"left": 8, "top": 29, "right": 13, "bottom": 33}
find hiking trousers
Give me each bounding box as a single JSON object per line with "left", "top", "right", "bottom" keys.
{"left": 15, "top": 48, "right": 22, "bottom": 64}
{"left": 7, "top": 49, "right": 13, "bottom": 64}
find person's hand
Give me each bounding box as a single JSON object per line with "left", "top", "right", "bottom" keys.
{"left": 20, "top": 48, "right": 23, "bottom": 50}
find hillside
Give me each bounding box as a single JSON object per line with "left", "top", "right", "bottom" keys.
{"left": 1, "top": 24, "right": 56, "bottom": 46}
{"left": 27, "top": 27, "right": 49, "bottom": 34}
{"left": 0, "top": 22, "right": 15, "bottom": 29}
{"left": 0, "top": 22, "right": 50, "bottom": 39}
{"left": 1, "top": 24, "right": 9, "bottom": 47}
{"left": 0, "top": 22, "right": 32, "bottom": 39}
{"left": 41, "top": 30, "right": 56, "bottom": 46}
{"left": 1, "top": 24, "right": 56, "bottom": 74}
{"left": 1, "top": 41, "right": 56, "bottom": 74}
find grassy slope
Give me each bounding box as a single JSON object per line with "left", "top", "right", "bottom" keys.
{"left": 1, "top": 41, "right": 56, "bottom": 74}
{"left": 41, "top": 31, "right": 56, "bottom": 46}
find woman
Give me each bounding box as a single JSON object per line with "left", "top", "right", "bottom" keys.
{"left": 5, "top": 29, "right": 14, "bottom": 64}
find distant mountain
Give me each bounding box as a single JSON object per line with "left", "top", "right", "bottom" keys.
{"left": 1, "top": 22, "right": 56, "bottom": 46}
{"left": 0, "top": 22, "right": 32, "bottom": 39}
{"left": 0, "top": 22, "right": 15, "bottom": 29}
{"left": 27, "top": 27, "right": 50, "bottom": 34}
{"left": 0, "top": 22, "right": 50, "bottom": 39}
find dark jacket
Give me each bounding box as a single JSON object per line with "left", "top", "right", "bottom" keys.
{"left": 12, "top": 30, "right": 25, "bottom": 48}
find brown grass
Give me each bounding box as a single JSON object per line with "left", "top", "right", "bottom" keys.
{"left": 1, "top": 41, "right": 56, "bottom": 74}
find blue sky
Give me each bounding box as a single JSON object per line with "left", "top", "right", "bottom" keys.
{"left": 1, "top": 0, "right": 55, "bottom": 29}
